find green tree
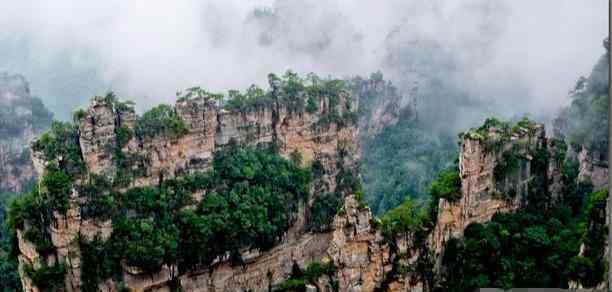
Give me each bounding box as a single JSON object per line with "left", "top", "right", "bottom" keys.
{"left": 135, "top": 104, "right": 188, "bottom": 139}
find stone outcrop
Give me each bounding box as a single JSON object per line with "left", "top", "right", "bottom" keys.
{"left": 16, "top": 76, "right": 607, "bottom": 291}
{"left": 77, "top": 94, "right": 359, "bottom": 188}
{"left": 350, "top": 75, "right": 404, "bottom": 137}
{"left": 169, "top": 196, "right": 391, "bottom": 292}
{"left": 430, "top": 124, "right": 546, "bottom": 253}
{"left": 577, "top": 146, "right": 609, "bottom": 191}
{"left": 17, "top": 89, "right": 370, "bottom": 292}
{"left": 0, "top": 73, "right": 52, "bottom": 194}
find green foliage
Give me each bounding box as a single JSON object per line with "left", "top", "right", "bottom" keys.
{"left": 72, "top": 108, "right": 87, "bottom": 122}
{"left": 550, "top": 138, "right": 568, "bottom": 165}
{"left": 309, "top": 193, "right": 343, "bottom": 232}
{"left": 526, "top": 146, "right": 551, "bottom": 208}
{"left": 103, "top": 92, "right": 117, "bottom": 105}
{"left": 41, "top": 165, "right": 73, "bottom": 214}
{"left": 79, "top": 235, "right": 123, "bottom": 292}
{"left": 305, "top": 96, "right": 319, "bottom": 113}
{"left": 311, "top": 159, "right": 325, "bottom": 178}
{"left": 568, "top": 188, "right": 608, "bottom": 287}
{"left": 568, "top": 256, "right": 597, "bottom": 286}
{"left": 361, "top": 115, "right": 456, "bottom": 215}
{"left": 113, "top": 100, "right": 135, "bottom": 113}
{"left": 0, "top": 193, "right": 18, "bottom": 243}
{"left": 7, "top": 187, "right": 55, "bottom": 255}
{"left": 440, "top": 186, "right": 609, "bottom": 291}
{"left": 381, "top": 197, "right": 430, "bottom": 240}
{"left": 289, "top": 150, "right": 303, "bottom": 166}
{"left": 175, "top": 72, "right": 354, "bottom": 128}
{"left": 429, "top": 168, "right": 461, "bottom": 203}
{"left": 464, "top": 117, "right": 539, "bottom": 153}
{"left": 176, "top": 144, "right": 312, "bottom": 270}
{"left": 32, "top": 121, "right": 85, "bottom": 175}
{"left": 79, "top": 175, "right": 115, "bottom": 220}
{"left": 493, "top": 148, "right": 521, "bottom": 182}
{"left": 64, "top": 144, "right": 313, "bottom": 280}
{"left": 273, "top": 261, "right": 336, "bottom": 292}
{"left": 176, "top": 86, "right": 223, "bottom": 103}
{"left": 464, "top": 117, "right": 511, "bottom": 141}
{"left": 440, "top": 207, "right": 582, "bottom": 291}
{"left": 561, "top": 158, "right": 593, "bottom": 216}
{"left": 0, "top": 192, "right": 21, "bottom": 292}
{"left": 24, "top": 262, "right": 66, "bottom": 292}
{"left": 303, "top": 261, "right": 336, "bottom": 282}
{"left": 115, "top": 126, "right": 132, "bottom": 148}
{"left": 114, "top": 216, "right": 179, "bottom": 274}
{"left": 0, "top": 253, "right": 21, "bottom": 292}
{"left": 223, "top": 85, "right": 274, "bottom": 112}
{"left": 135, "top": 104, "right": 188, "bottom": 139}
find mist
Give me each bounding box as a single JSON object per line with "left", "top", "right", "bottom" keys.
{"left": 0, "top": 0, "right": 606, "bottom": 131}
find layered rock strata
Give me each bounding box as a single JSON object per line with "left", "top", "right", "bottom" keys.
{"left": 430, "top": 124, "right": 546, "bottom": 253}
{"left": 18, "top": 91, "right": 380, "bottom": 292}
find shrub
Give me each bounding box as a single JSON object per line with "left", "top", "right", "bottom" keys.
{"left": 87, "top": 144, "right": 314, "bottom": 275}
{"left": 7, "top": 187, "right": 55, "bottom": 255}
{"left": 73, "top": 108, "right": 88, "bottom": 122}
{"left": 224, "top": 85, "right": 274, "bottom": 112}
{"left": 32, "top": 121, "right": 85, "bottom": 175}
{"left": 430, "top": 169, "right": 462, "bottom": 202}
{"left": 41, "top": 166, "right": 73, "bottom": 214}
{"left": 305, "top": 96, "right": 319, "bottom": 113}
{"left": 24, "top": 262, "right": 66, "bottom": 292}
{"left": 309, "top": 193, "right": 343, "bottom": 232}
{"left": 493, "top": 147, "right": 521, "bottom": 183}
{"left": 79, "top": 235, "right": 123, "bottom": 292}
{"left": 0, "top": 252, "right": 22, "bottom": 291}
{"left": 568, "top": 256, "right": 598, "bottom": 286}
{"left": 273, "top": 261, "right": 336, "bottom": 292}
{"left": 135, "top": 104, "right": 188, "bottom": 139}
{"left": 113, "top": 217, "right": 178, "bottom": 274}
{"left": 381, "top": 197, "right": 429, "bottom": 240}
{"left": 115, "top": 126, "right": 132, "bottom": 148}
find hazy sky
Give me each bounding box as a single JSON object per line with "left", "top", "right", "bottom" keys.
{"left": 0, "top": 0, "right": 607, "bottom": 126}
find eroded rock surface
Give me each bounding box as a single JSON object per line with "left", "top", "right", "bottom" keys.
{"left": 430, "top": 125, "right": 546, "bottom": 253}
{"left": 0, "top": 73, "right": 52, "bottom": 193}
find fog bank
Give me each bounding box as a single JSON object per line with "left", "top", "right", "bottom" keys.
{"left": 0, "top": 0, "right": 606, "bottom": 129}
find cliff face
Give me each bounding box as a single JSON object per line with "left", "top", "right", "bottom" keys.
{"left": 349, "top": 75, "right": 402, "bottom": 137}
{"left": 176, "top": 195, "right": 391, "bottom": 292}
{"left": 14, "top": 97, "right": 560, "bottom": 292}
{"left": 0, "top": 73, "right": 53, "bottom": 194}
{"left": 17, "top": 86, "right": 401, "bottom": 292}
{"left": 577, "top": 146, "right": 608, "bottom": 191}
{"left": 430, "top": 122, "right": 546, "bottom": 253}
{"left": 78, "top": 94, "right": 359, "bottom": 188}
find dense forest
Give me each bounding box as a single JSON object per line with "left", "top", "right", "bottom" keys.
{"left": 350, "top": 73, "right": 456, "bottom": 215}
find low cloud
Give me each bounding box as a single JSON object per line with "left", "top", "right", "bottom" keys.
{"left": 0, "top": 0, "right": 606, "bottom": 130}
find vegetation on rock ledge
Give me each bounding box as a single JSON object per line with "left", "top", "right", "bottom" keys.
{"left": 135, "top": 104, "right": 188, "bottom": 139}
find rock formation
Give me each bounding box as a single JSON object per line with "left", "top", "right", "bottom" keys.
{"left": 430, "top": 121, "right": 546, "bottom": 253}
{"left": 349, "top": 74, "right": 403, "bottom": 137}
{"left": 17, "top": 83, "right": 395, "bottom": 291}
{"left": 13, "top": 70, "right": 608, "bottom": 291}
{"left": 0, "top": 72, "right": 53, "bottom": 194}
{"left": 577, "top": 146, "right": 608, "bottom": 191}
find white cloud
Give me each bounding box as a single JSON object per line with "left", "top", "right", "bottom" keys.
{"left": 0, "top": 0, "right": 606, "bottom": 126}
